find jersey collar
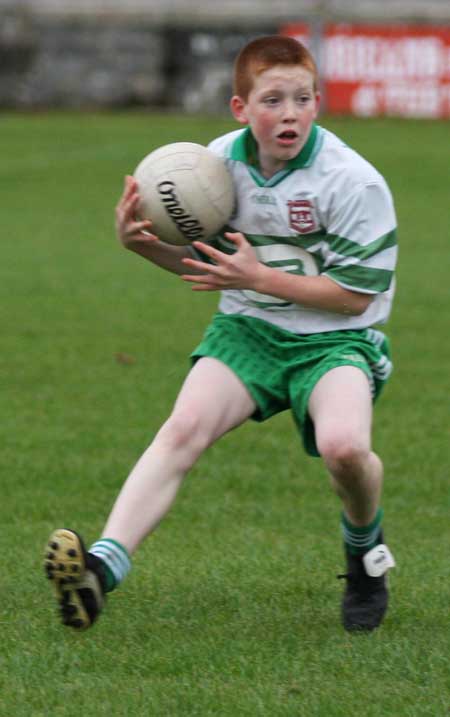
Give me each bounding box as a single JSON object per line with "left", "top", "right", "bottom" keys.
{"left": 229, "top": 123, "right": 322, "bottom": 175}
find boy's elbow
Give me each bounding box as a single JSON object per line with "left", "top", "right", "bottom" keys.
{"left": 339, "top": 290, "right": 373, "bottom": 316}
{"left": 349, "top": 293, "right": 374, "bottom": 316}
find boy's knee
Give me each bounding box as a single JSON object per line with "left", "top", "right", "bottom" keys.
{"left": 158, "top": 409, "right": 209, "bottom": 455}
{"left": 318, "top": 433, "right": 370, "bottom": 478}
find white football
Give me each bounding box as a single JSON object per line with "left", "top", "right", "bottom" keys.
{"left": 133, "top": 142, "right": 235, "bottom": 246}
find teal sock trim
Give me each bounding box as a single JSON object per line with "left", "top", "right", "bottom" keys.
{"left": 99, "top": 538, "right": 131, "bottom": 561}
{"left": 102, "top": 562, "right": 117, "bottom": 593}
{"left": 89, "top": 538, "right": 132, "bottom": 593}
{"left": 341, "top": 508, "right": 383, "bottom": 555}
{"left": 341, "top": 508, "right": 383, "bottom": 534}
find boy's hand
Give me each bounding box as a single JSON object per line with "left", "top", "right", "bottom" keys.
{"left": 115, "top": 175, "right": 160, "bottom": 248}
{"left": 181, "top": 232, "right": 264, "bottom": 291}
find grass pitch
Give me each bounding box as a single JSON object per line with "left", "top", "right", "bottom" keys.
{"left": 1, "top": 112, "right": 449, "bottom": 716}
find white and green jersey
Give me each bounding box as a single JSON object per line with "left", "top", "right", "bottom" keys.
{"left": 204, "top": 124, "right": 397, "bottom": 334}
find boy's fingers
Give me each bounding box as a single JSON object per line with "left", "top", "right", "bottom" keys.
{"left": 224, "top": 231, "right": 247, "bottom": 247}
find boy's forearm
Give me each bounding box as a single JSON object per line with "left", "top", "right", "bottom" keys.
{"left": 253, "top": 265, "right": 373, "bottom": 316}
{"left": 126, "top": 239, "right": 190, "bottom": 276}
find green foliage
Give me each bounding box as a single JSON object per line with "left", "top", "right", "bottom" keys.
{"left": 1, "top": 112, "right": 448, "bottom": 716}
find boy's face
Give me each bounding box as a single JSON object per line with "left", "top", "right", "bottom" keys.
{"left": 230, "top": 64, "right": 320, "bottom": 177}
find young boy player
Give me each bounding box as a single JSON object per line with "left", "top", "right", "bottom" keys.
{"left": 44, "top": 35, "right": 397, "bottom": 632}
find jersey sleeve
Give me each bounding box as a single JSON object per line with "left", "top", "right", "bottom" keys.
{"left": 322, "top": 180, "right": 398, "bottom": 294}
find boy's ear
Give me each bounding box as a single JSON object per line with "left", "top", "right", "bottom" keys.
{"left": 230, "top": 95, "right": 248, "bottom": 124}
{"left": 313, "top": 91, "right": 321, "bottom": 118}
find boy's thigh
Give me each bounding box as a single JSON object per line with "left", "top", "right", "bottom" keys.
{"left": 191, "top": 315, "right": 390, "bottom": 456}
{"left": 308, "top": 365, "right": 373, "bottom": 451}
{"left": 191, "top": 314, "right": 292, "bottom": 422}
{"left": 290, "top": 350, "right": 376, "bottom": 457}
{"left": 173, "top": 356, "right": 257, "bottom": 442}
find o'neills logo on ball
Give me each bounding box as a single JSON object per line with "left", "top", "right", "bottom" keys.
{"left": 157, "top": 181, "right": 205, "bottom": 240}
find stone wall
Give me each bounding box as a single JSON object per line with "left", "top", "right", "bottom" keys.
{"left": 0, "top": 10, "right": 277, "bottom": 110}
{"left": 164, "top": 28, "right": 276, "bottom": 114}
{"left": 0, "top": 14, "right": 168, "bottom": 108}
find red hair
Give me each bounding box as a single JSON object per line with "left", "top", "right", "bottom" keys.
{"left": 233, "top": 35, "right": 318, "bottom": 100}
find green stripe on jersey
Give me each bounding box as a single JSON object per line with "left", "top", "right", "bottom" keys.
{"left": 215, "top": 229, "right": 326, "bottom": 251}
{"left": 205, "top": 229, "right": 395, "bottom": 293}
{"left": 327, "top": 229, "right": 397, "bottom": 261}
{"left": 214, "top": 228, "right": 396, "bottom": 260}
{"left": 326, "top": 264, "right": 393, "bottom": 292}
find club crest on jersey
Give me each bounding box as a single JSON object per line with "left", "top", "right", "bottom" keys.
{"left": 287, "top": 199, "right": 317, "bottom": 234}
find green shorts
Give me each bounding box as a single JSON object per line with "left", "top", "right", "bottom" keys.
{"left": 191, "top": 313, "right": 393, "bottom": 457}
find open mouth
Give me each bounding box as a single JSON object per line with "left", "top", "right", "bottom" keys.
{"left": 277, "top": 130, "right": 299, "bottom": 144}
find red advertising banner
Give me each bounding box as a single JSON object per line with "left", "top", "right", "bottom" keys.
{"left": 282, "top": 24, "right": 450, "bottom": 118}
{"left": 282, "top": 22, "right": 311, "bottom": 48}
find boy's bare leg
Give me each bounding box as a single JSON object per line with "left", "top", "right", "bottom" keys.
{"left": 308, "top": 365, "right": 382, "bottom": 526}
{"left": 308, "top": 365, "right": 394, "bottom": 631}
{"left": 102, "top": 357, "right": 256, "bottom": 554}
{"left": 44, "top": 357, "right": 256, "bottom": 629}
